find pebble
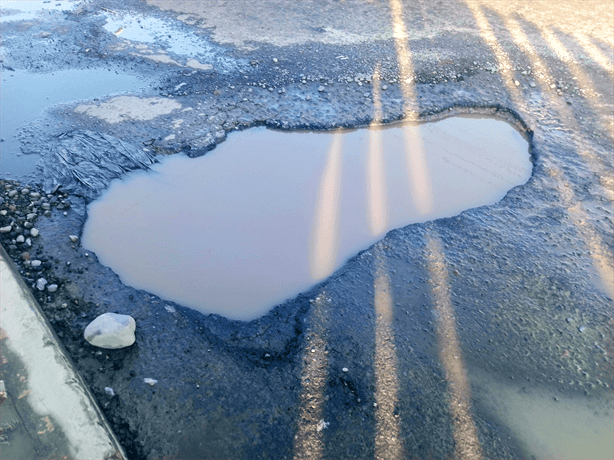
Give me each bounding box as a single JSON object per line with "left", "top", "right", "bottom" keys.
{"left": 41, "top": 203, "right": 51, "bottom": 210}
{"left": 30, "top": 228, "right": 39, "bottom": 237}
{"left": 31, "top": 260, "right": 42, "bottom": 268}
{"left": 8, "top": 190, "right": 17, "bottom": 198}
{"left": 306, "top": 95, "right": 311, "bottom": 101}
{"left": 318, "top": 86, "right": 325, "bottom": 92}
{"left": 21, "top": 188, "right": 30, "bottom": 195}
{"left": 36, "top": 278, "right": 47, "bottom": 291}
{"left": 21, "top": 252, "right": 30, "bottom": 261}
{"left": 381, "top": 85, "right": 388, "bottom": 90}
{"left": 104, "top": 387, "right": 115, "bottom": 396}
{"left": 84, "top": 312, "right": 136, "bottom": 349}
{"left": 16, "top": 235, "right": 25, "bottom": 244}
{"left": 0, "top": 226, "right": 12, "bottom": 233}
{"left": 26, "top": 213, "right": 37, "bottom": 221}
{"left": 69, "top": 235, "right": 79, "bottom": 243}
{"left": 578, "top": 326, "right": 586, "bottom": 332}
{"left": 47, "top": 284, "right": 58, "bottom": 293}
{"left": 342, "top": 367, "right": 349, "bottom": 373}
{"left": 144, "top": 378, "right": 158, "bottom": 386}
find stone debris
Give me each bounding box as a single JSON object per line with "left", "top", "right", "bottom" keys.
{"left": 47, "top": 284, "right": 58, "bottom": 293}
{"left": 84, "top": 312, "right": 136, "bottom": 349}
{"left": 69, "top": 235, "right": 79, "bottom": 243}
{"left": 30, "top": 228, "right": 39, "bottom": 237}
{"left": 104, "top": 387, "right": 115, "bottom": 396}
{"left": 144, "top": 378, "right": 158, "bottom": 386}
{"left": 36, "top": 278, "right": 47, "bottom": 291}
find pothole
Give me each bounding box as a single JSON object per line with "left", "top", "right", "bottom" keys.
{"left": 82, "top": 116, "right": 532, "bottom": 321}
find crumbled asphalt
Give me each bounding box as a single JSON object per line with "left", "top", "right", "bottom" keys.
{"left": 1, "top": 0, "right": 612, "bottom": 459}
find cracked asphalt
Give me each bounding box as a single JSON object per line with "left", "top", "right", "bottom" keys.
{"left": 0, "top": 1, "right": 612, "bottom": 459}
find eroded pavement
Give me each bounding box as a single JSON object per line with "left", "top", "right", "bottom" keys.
{"left": 0, "top": 1, "right": 613, "bottom": 459}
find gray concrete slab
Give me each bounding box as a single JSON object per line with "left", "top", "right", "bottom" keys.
{"left": 0, "top": 245, "right": 126, "bottom": 460}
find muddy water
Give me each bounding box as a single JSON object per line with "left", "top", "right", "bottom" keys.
{"left": 82, "top": 117, "right": 531, "bottom": 321}
{"left": 0, "top": 69, "right": 147, "bottom": 178}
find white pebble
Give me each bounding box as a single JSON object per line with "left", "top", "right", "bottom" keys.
{"left": 342, "top": 367, "right": 349, "bottom": 373}
{"left": 69, "top": 235, "right": 79, "bottom": 243}
{"left": 36, "top": 278, "right": 47, "bottom": 291}
{"left": 144, "top": 378, "right": 158, "bottom": 386}
{"left": 30, "top": 228, "right": 39, "bottom": 237}
{"left": 104, "top": 387, "right": 115, "bottom": 396}
{"left": 47, "top": 284, "right": 58, "bottom": 293}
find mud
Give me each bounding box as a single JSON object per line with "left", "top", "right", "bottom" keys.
{"left": 0, "top": 0, "right": 612, "bottom": 459}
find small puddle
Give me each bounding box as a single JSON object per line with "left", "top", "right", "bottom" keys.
{"left": 469, "top": 366, "right": 614, "bottom": 460}
{"left": 0, "top": 69, "right": 148, "bottom": 178}
{"left": 102, "top": 13, "right": 235, "bottom": 71}
{"left": 0, "top": 0, "right": 78, "bottom": 23}
{"left": 82, "top": 116, "right": 532, "bottom": 321}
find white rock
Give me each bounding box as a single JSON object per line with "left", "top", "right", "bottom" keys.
{"left": 84, "top": 313, "right": 136, "bottom": 349}
{"left": 144, "top": 378, "right": 158, "bottom": 386}
{"left": 69, "top": 235, "right": 79, "bottom": 243}
{"left": 31, "top": 260, "right": 42, "bottom": 268}
{"left": 36, "top": 278, "right": 47, "bottom": 291}
{"left": 30, "top": 228, "right": 39, "bottom": 237}
{"left": 47, "top": 284, "right": 58, "bottom": 293}
{"left": 104, "top": 387, "right": 115, "bottom": 396}
{"left": 0, "top": 226, "right": 12, "bottom": 233}
{"left": 16, "top": 235, "right": 25, "bottom": 244}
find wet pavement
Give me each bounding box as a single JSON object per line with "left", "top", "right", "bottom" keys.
{"left": 0, "top": 0, "right": 613, "bottom": 459}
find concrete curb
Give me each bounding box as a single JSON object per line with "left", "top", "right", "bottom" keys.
{"left": 0, "top": 244, "right": 127, "bottom": 460}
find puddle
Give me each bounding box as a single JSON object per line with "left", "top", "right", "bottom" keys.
{"left": 469, "top": 366, "right": 614, "bottom": 460}
{"left": 82, "top": 117, "right": 532, "bottom": 321}
{"left": 102, "top": 13, "right": 235, "bottom": 71}
{"left": 0, "top": 69, "right": 148, "bottom": 178}
{"left": 0, "top": 0, "right": 79, "bottom": 22}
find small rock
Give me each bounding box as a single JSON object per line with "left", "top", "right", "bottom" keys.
{"left": 30, "top": 228, "right": 39, "bottom": 237}
{"left": 84, "top": 313, "right": 136, "bottom": 349}
{"left": 566, "top": 318, "right": 573, "bottom": 323}
{"left": 69, "top": 235, "right": 79, "bottom": 243}
{"left": 318, "top": 86, "right": 325, "bottom": 92}
{"left": 36, "top": 278, "right": 47, "bottom": 291}
{"left": 41, "top": 203, "right": 51, "bottom": 210}
{"left": 342, "top": 367, "right": 349, "bottom": 373}
{"left": 16, "top": 235, "right": 25, "bottom": 244}
{"left": 26, "top": 213, "right": 37, "bottom": 221}
{"left": 144, "top": 378, "right": 158, "bottom": 386}
{"left": 514, "top": 80, "right": 520, "bottom": 86}
{"left": 21, "top": 252, "right": 30, "bottom": 261}
{"left": 21, "top": 188, "right": 30, "bottom": 195}
{"left": 272, "top": 58, "right": 278, "bottom": 63}
{"left": 47, "top": 284, "right": 58, "bottom": 293}
{"left": 8, "top": 190, "right": 17, "bottom": 198}
{"left": 381, "top": 84, "right": 388, "bottom": 90}
{"left": 306, "top": 95, "right": 311, "bottom": 101}
{"left": 104, "top": 387, "right": 115, "bottom": 396}
{"left": 31, "top": 260, "right": 42, "bottom": 268}
{"left": 0, "top": 225, "right": 12, "bottom": 233}
{"left": 578, "top": 326, "right": 586, "bottom": 332}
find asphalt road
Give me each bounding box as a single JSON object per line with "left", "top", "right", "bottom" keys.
{"left": 1, "top": 1, "right": 612, "bottom": 459}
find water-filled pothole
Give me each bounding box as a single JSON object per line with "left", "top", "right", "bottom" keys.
{"left": 82, "top": 116, "right": 532, "bottom": 321}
